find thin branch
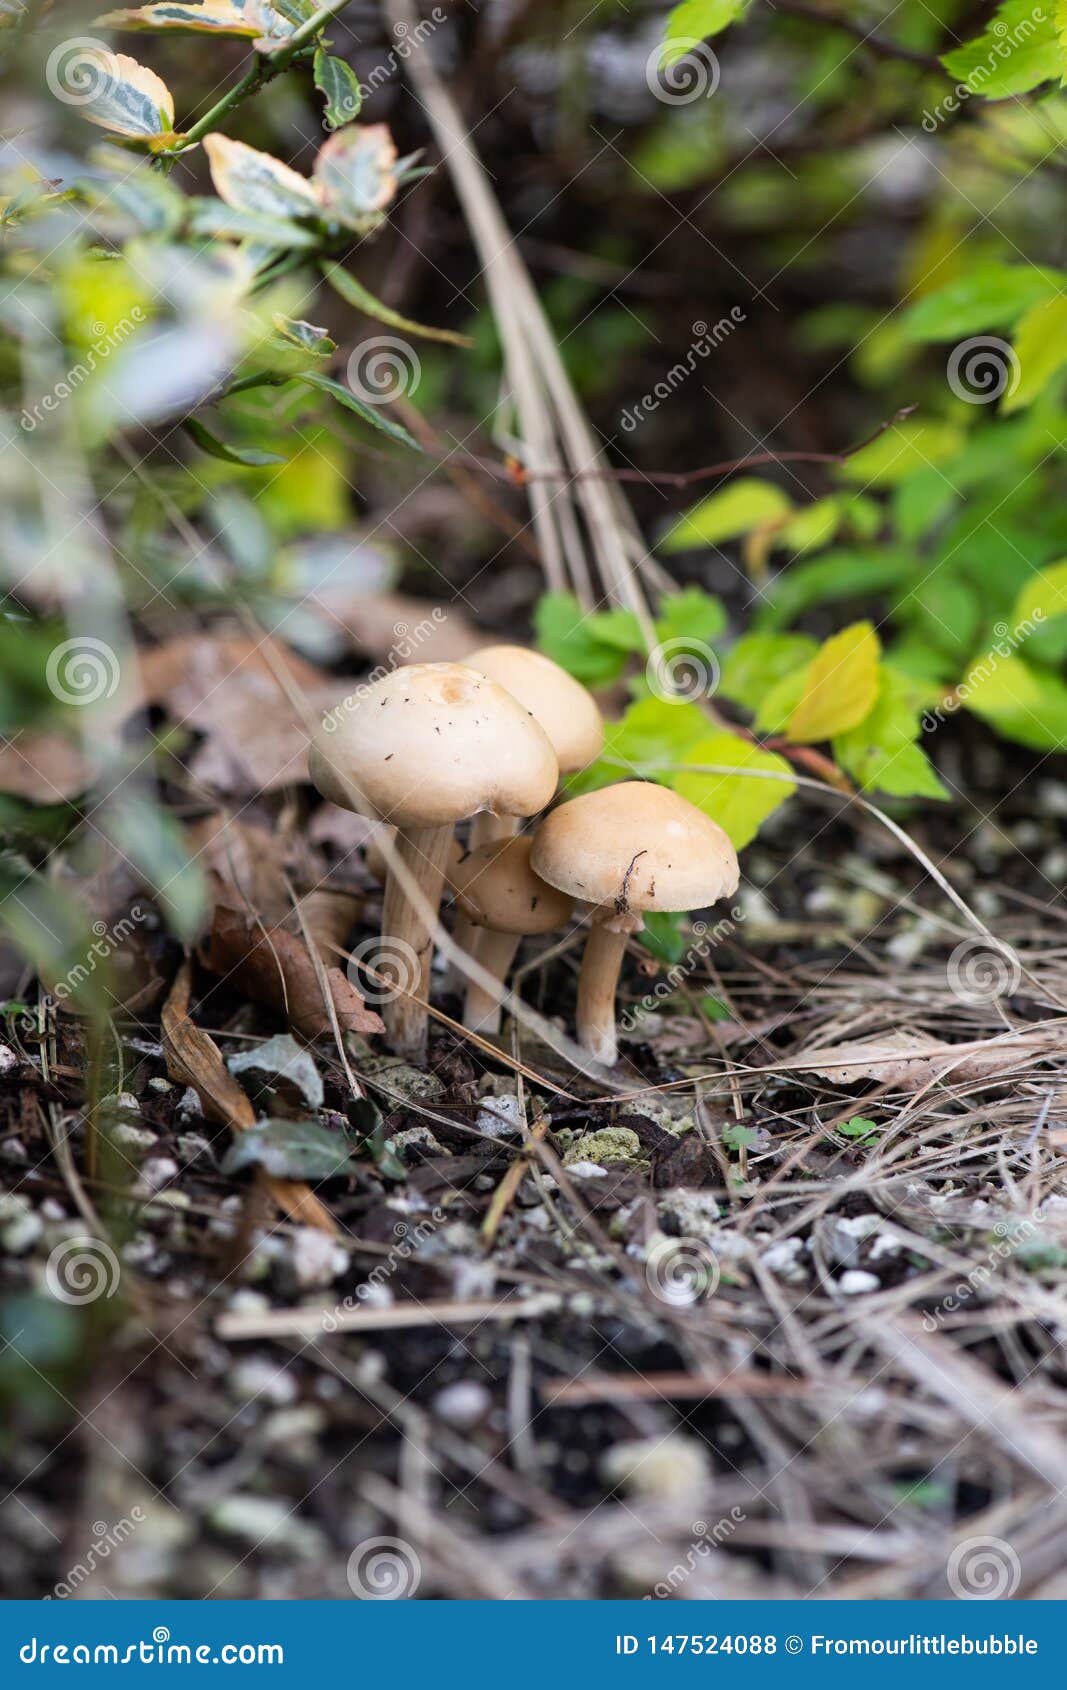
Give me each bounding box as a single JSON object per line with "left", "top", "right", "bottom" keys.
{"left": 179, "top": 0, "right": 354, "bottom": 147}
{"left": 767, "top": 0, "right": 942, "bottom": 68}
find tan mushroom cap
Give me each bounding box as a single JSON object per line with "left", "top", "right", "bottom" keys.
{"left": 451, "top": 836, "right": 574, "bottom": 936}
{"left": 464, "top": 645, "right": 604, "bottom": 774}
{"left": 308, "top": 662, "right": 558, "bottom": 827}
{"left": 530, "top": 781, "right": 739, "bottom": 915}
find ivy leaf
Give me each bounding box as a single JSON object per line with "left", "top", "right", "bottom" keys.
{"left": 719, "top": 631, "right": 819, "bottom": 715}
{"left": 322, "top": 263, "right": 471, "bottom": 346}
{"left": 314, "top": 47, "right": 363, "bottom": 131}
{"left": 79, "top": 53, "right": 175, "bottom": 139}
{"left": 788, "top": 622, "right": 881, "bottom": 743}
{"left": 221, "top": 1119, "right": 359, "bottom": 1181}
{"left": 942, "top": 2, "right": 1061, "bottom": 97}
{"left": 661, "top": 477, "right": 792, "bottom": 552}
{"left": 1004, "top": 294, "right": 1067, "bottom": 412}
{"left": 202, "top": 132, "right": 320, "bottom": 220}
{"left": 182, "top": 416, "right": 287, "bottom": 467}
{"left": 297, "top": 370, "right": 420, "bottom": 449}
{"left": 833, "top": 669, "right": 949, "bottom": 799}
{"left": 673, "top": 731, "right": 795, "bottom": 848}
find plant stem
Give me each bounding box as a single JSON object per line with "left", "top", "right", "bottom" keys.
{"left": 179, "top": 0, "right": 356, "bottom": 148}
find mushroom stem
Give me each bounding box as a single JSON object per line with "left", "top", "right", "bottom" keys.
{"left": 576, "top": 917, "right": 640, "bottom": 1068}
{"left": 380, "top": 823, "right": 454, "bottom": 1059}
{"left": 463, "top": 929, "right": 521, "bottom": 1035}
{"left": 448, "top": 814, "right": 521, "bottom": 992}
{"left": 469, "top": 811, "right": 520, "bottom": 852}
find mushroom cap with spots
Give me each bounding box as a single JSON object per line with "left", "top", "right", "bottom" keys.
{"left": 530, "top": 781, "right": 738, "bottom": 917}
{"left": 451, "top": 836, "right": 574, "bottom": 936}
{"left": 308, "top": 662, "right": 559, "bottom": 828}
{"left": 463, "top": 645, "right": 604, "bottom": 774}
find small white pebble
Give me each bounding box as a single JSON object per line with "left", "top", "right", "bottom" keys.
{"left": 839, "top": 1269, "right": 880, "bottom": 1295}
{"left": 137, "top": 1156, "right": 178, "bottom": 1193}
{"left": 0, "top": 1044, "right": 18, "bottom": 1076}
{"left": 433, "top": 1380, "right": 491, "bottom": 1429}
{"left": 112, "top": 1122, "right": 159, "bottom": 1152}
{"left": 0, "top": 1137, "right": 28, "bottom": 1163}
{"left": 564, "top": 1160, "right": 608, "bottom": 1180}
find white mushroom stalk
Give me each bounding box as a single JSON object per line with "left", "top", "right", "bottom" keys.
{"left": 531, "top": 782, "right": 739, "bottom": 1069}
{"left": 449, "top": 836, "right": 574, "bottom": 1035}
{"left": 308, "top": 662, "right": 557, "bottom": 1061}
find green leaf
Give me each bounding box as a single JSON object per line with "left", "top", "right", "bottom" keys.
{"left": 758, "top": 547, "right": 917, "bottom": 630}
{"left": 771, "top": 496, "right": 841, "bottom": 555}
{"left": 104, "top": 795, "right": 208, "bottom": 942}
{"left": 202, "top": 132, "right": 320, "bottom": 220}
{"left": 640, "top": 911, "right": 688, "bottom": 964}
{"left": 960, "top": 652, "right": 1067, "bottom": 750}
{"left": 271, "top": 314, "right": 334, "bottom": 354}
{"left": 78, "top": 52, "right": 175, "bottom": 139}
{"left": 221, "top": 1119, "right": 360, "bottom": 1181}
{"left": 314, "top": 47, "right": 363, "bottom": 131}
{"left": 896, "top": 572, "right": 981, "bottom": 660}
{"left": 187, "top": 200, "right": 319, "bottom": 248}
{"left": 298, "top": 370, "right": 420, "bottom": 449}
{"left": 1012, "top": 557, "right": 1067, "bottom": 625}
{"left": 1004, "top": 294, "right": 1067, "bottom": 412}
{"left": 662, "top": 0, "right": 750, "bottom": 62}
{"left": 839, "top": 1116, "right": 879, "bottom": 1144}
{"left": 653, "top": 585, "right": 727, "bottom": 648}
{"left": 833, "top": 669, "right": 949, "bottom": 799}
{"left": 312, "top": 125, "right": 398, "bottom": 228}
{"left": 719, "top": 632, "right": 819, "bottom": 716}
{"left": 661, "top": 477, "right": 793, "bottom": 552}
{"left": 838, "top": 418, "right": 964, "bottom": 486}
{"left": 673, "top": 731, "right": 796, "bottom": 848}
{"left": 787, "top": 622, "right": 882, "bottom": 743}
{"left": 754, "top": 663, "right": 812, "bottom": 733}
{"left": 942, "top": 2, "right": 1061, "bottom": 97}
{"left": 97, "top": 2, "right": 302, "bottom": 36}
{"left": 535, "top": 591, "right": 641, "bottom": 686}
{"left": 901, "top": 264, "right": 1063, "bottom": 342}
{"left": 182, "top": 417, "right": 286, "bottom": 467}
{"left": 322, "top": 263, "right": 471, "bottom": 346}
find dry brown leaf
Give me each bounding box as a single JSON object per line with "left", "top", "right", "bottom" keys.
{"left": 798, "top": 1028, "right": 1058, "bottom": 1088}
{"left": 199, "top": 899, "right": 382, "bottom": 1042}
{"left": 161, "top": 960, "right": 336, "bottom": 1234}
{"left": 310, "top": 590, "right": 481, "bottom": 666}
{"left": 186, "top": 814, "right": 293, "bottom": 929}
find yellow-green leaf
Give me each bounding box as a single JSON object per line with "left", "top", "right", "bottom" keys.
{"left": 322, "top": 263, "right": 471, "bottom": 346}
{"left": 202, "top": 133, "right": 319, "bottom": 220}
{"left": 673, "top": 732, "right": 795, "bottom": 848}
{"left": 1003, "top": 294, "right": 1067, "bottom": 412}
{"left": 838, "top": 417, "right": 963, "bottom": 485}
{"left": 313, "top": 125, "right": 398, "bottom": 227}
{"left": 787, "top": 622, "right": 881, "bottom": 743}
{"left": 661, "top": 478, "right": 793, "bottom": 553}
{"left": 1013, "top": 558, "right": 1067, "bottom": 626}
{"left": 80, "top": 53, "right": 174, "bottom": 138}
{"left": 97, "top": 0, "right": 299, "bottom": 34}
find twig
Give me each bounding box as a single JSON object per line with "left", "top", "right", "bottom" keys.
{"left": 767, "top": 0, "right": 942, "bottom": 68}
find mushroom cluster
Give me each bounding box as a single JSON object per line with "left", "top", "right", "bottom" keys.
{"left": 309, "top": 646, "right": 740, "bottom": 1067}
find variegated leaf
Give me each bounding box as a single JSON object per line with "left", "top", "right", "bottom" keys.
{"left": 314, "top": 48, "right": 363, "bottom": 130}
{"left": 312, "top": 125, "right": 398, "bottom": 228}
{"left": 96, "top": 0, "right": 299, "bottom": 36}
{"left": 80, "top": 53, "right": 175, "bottom": 138}
{"left": 203, "top": 133, "right": 320, "bottom": 221}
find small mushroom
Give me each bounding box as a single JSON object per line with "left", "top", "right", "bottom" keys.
{"left": 308, "top": 662, "right": 557, "bottom": 1059}
{"left": 450, "top": 836, "right": 574, "bottom": 1034}
{"left": 530, "top": 781, "right": 739, "bottom": 1068}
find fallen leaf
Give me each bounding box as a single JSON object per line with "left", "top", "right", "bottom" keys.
{"left": 199, "top": 899, "right": 382, "bottom": 1042}
{"left": 221, "top": 1118, "right": 358, "bottom": 1181}
{"left": 161, "top": 960, "right": 335, "bottom": 1233}
{"left": 797, "top": 1028, "right": 1058, "bottom": 1088}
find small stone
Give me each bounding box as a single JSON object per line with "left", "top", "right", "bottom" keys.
{"left": 0, "top": 1044, "right": 18, "bottom": 1076}
{"left": 839, "top": 1269, "right": 880, "bottom": 1294}
{"left": 0, "top": 1198, "right": 41, "bottom": 1253}
{"left": 112, "top": 1122, "right": 159, "bottom": 1152}
{"left": 288, "top": 1226, "right": 348, "bottom": 1290}
{"left": 230, "top": 1357, "right": 298, "bottom": 1407}
{"left": 433, "top": 1380, "right": 491, "bottom": 1429}
{"left": 0, "top": 1137, "right": 27, "bottom": 1164}
{"left": 176, "top": 1087, "right": 202, "bottom": 1120}
{"left": 760, "top": 1237, "right": 807, "bottom": 1283}
{"left": 209, "top": 1496, "right": 322, "bottom": 1559}
{"left": 475, "top": 1093, "right": 524, "bottom": 1137}
{"left": 136, "top": 1157, "right": 178, "bottom": 1193}
{"left": 177, "top": 1133, "right": 214, "bottom": 1167}
{"left": 147, "top": 1076, "right": 171, "bottom": 1093}
{"left": 563, "top": 1160, "right": 608, "bottom": 1180}
{"left": 563, "top": 1127, "right": 641, "bottom": 1166}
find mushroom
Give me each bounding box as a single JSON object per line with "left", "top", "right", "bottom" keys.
{"left": 449, "top": 836, "right": 574, "bottom": 1034}
{"left": 462, "top": 645, "right": 604, "bottom": 848}
{"left": 530, "top": 782, "right": 739, "bottom": 1068}
{"left": 308, "top": 662, "right": 557, "bottom": 1059}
